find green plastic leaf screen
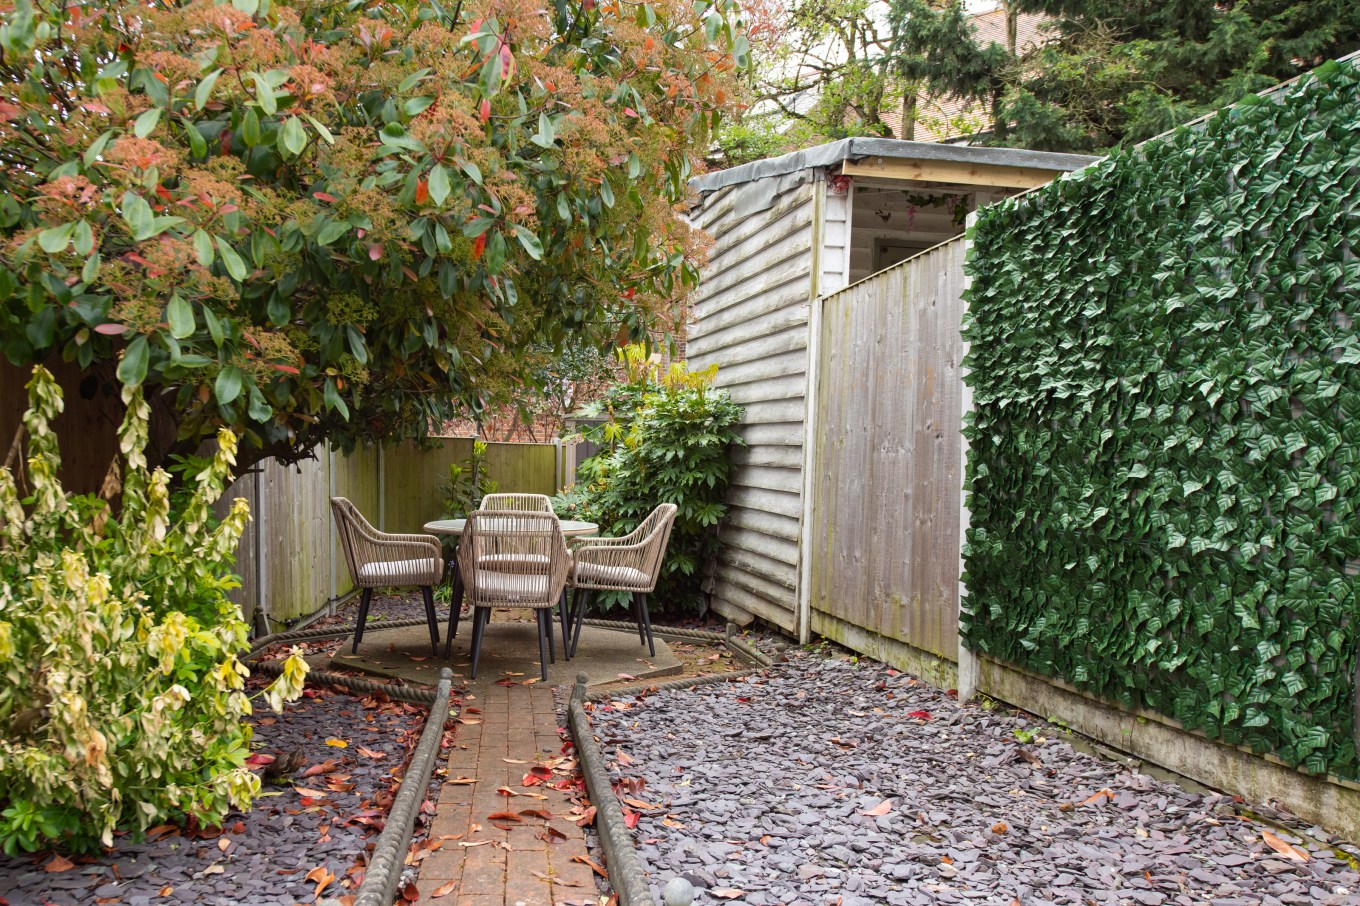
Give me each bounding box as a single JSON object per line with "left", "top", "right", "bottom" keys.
{"left": 962, "top": 60, "right": 1360, "bottom": 778}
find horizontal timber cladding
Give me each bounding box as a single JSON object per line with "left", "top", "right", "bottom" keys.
{"left": 809, "top": 238, "right": 967, "bottom": 662}
{"left": 688, "top": 177, "right": 820, "bottom": 632}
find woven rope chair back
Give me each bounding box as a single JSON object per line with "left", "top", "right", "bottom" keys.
{"left": 478, "top": 493, "right": 555, "bottom": 513}
{"left": 330, "top": 496, "right": 370, "bottom": 586}
{"left": 458, "top": 510, "right": 569, "bottom": 608}
{"left": 639, "top": 503, "right": 678, "bottom": 584}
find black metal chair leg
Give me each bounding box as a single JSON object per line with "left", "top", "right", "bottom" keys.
{"left": 469, "top": 607, "right": 489, "bottom": 678}
{"left": 570, "top": 589, "right": 589, "bottom": 658}
{"left": 639, "top": 592, "right": 655, "bottom": 657}
{"left": 633, "top": 592, "right": 646, "bottom": 645}
{"left": 536, "top": 608, "right": 550, "bottom": 682}
{"left": 421, "top": 586, "right": 440, "bottom": 656}
{"left": 560, "top": 591, "right": 573, "bottom": 660}
{"left": 352, "top": 587, "right": 373, "bottom": 653}
{"left": 546, "top": 607, "right": 556, "bottom": 664}
{"left": 444, "top": 576, "right": 464, "bottom": 659}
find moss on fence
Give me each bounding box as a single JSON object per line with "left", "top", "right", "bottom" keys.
{"left": 962, "top": 59, "right": 1360, "bottom": 777}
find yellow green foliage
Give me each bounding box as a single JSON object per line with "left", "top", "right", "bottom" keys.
{"left": 0, "top": 366, "right": 307, "bottom": 854}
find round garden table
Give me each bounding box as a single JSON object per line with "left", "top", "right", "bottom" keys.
{"left": 422, "top": 518, "right": 599, "bottom": 538}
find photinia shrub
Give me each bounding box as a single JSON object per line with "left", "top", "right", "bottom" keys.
{"left": 556, "top": 350, "right": 743, "bottom": 613}
{"left": 0, "top": 366, "right": 308, "bottom": 854}
{"left": 0, "top": 0, "right": 747, "bottom": 476}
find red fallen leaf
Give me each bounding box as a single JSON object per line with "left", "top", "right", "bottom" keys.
{"left": 356, "top": 746, "right": 386, "bottom": 759}
{"left": 906, "top": 710, "right": 932, "bottom": 720}
{"left": 522, "top": 766, "right": 553, "bottom": 786}
{"left": 1262, "top": 830, "right": 1310, "bottom": 862}
{"left": 45, "top": 855, "right": 76, "bottom": 872}
{"left": 301, "top": 759, "right": 342, "bottom": 778}
{"left": 313, "top": 191, "right": 337, "bottom": 203}
{"left": 622, "top": 809, "right": 639, "bottom": 829}
{"left": 399, "top": 880, "right": 419, "bottom": 902}
{"left": 711, "top": 889, "right": 746, "bottom": 899}
{"left": 860, "top": 799, "right": 893, "bottom": 817}
{"left": 518, "top": 808, "right": 554, "bottom": 821}
{"left": 431, "top": 879, "right": 458, "bottom": 898}
{"left": 991, "top": 822, "right": 1008, "bottom": 835}
{"left": 574, "top": 806, "right": 597, "bottom": 827}
{"left": 622, "top": 798, "right": 660, "bottom": 810}
{"left": 486, "top": 812, "right": 523, "bottom": 822}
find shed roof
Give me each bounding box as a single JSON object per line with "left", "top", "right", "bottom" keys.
{"left": 690, "top": 137, "right": 1098, "bottom": 197}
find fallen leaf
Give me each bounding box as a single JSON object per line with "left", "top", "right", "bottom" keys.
{"left": 991, "top": 822, "right": 1008, "bottom": 835}
{"left": 217, "top": 837, "right": 231, "bottom": 852}
{"left": 399, "top": 881, "right": 419, "bottom": 902}
{"left": 497, "top": 786, "right": 522, "bottom": 797}
{"left": 860, "top": 799, "right": 893, "bottom": 817}
{"left": 906, "top": 710, "right": 932, "bottom": 720}
{"left": 487, "top": 811, "right": 524, "bottom": 823}
{"left": 356, "top": 746, "right": 386, "bottom": 759}
{"left": 518, "top": 809, "right": 554, "bottom": 821}
{"left": 158, "top": 887, "right": 173, "bottom": 897}
{"left": 325, "top": 737, "right": 349, "bottom": 748}
{"left": 1262, "top": 830, "right": 1310, "bottom": 862}
{"left": 203, "top": 863, "right": 225, "bottom": 875}
{"left": 574, "top": 806, "right": 597, "bottom": 827}
{"left": 302, "top": 759, "right": 343, "bottom": 778}
{"left": 572, "top": 855, "right": 608, "bottom": 878}
{"left": 503, "top": 758, "right": 529, "bottom": 764}
{"left": 459, "top": 840, "right": 493, "bottom": 847}
{"left": 293, "top": 787, "right": 329, "bottom": 798}
{"left": 1080, "top": 789, "right": 1114, "bottom": 806}
{"left": 539, "top": 825, "right": 568, "bottom": 843}
{"left": 622, "top": 797, "right": 660, "bottom": 810}
{"left": 44, "top": 855, "right": 75, "bottom": 873}
{"left": 622, "top": 809, "right": 639, "bottom": 829}
{"left": 431, "top": 879, "right": 458, "bottom": 898}
{"left": 711, "top": 889, "right": 746, "bottom": 899}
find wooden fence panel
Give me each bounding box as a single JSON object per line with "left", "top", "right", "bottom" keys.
{"left": 808, "top": 239, "right": 966, "bottom": 661}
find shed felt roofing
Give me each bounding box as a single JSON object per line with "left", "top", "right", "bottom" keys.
{"left": 690, "top": 137, "right": 1099, "bottom": 197}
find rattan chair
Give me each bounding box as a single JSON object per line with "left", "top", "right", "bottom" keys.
{"left": 331, "top": 497, "right": 443, "bottom": 656}
{"left": 568, "top": 503, "right": 677, "bottom": 658}
{"left": 445, "top": 510, "right": 572, "bottom": 681}
{"left": 478, "top": 493, "right": 555, "bottom": 512}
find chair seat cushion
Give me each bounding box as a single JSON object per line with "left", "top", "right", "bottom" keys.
{"left": 469, "top": 569, "right": 557, "bottom": 606}
{"left": 358, "top": 557, "right": 442, "bottom": 585}
{"left": 571, "top": 561, "right": 650, "bottom": 589}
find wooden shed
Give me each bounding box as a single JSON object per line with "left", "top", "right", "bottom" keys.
{"left": 685, "top": 138, "right": 1096, "bottom": 640}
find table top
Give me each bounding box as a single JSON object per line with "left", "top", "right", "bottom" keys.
{"left": 423, "top": 517, "right": 599, "bottom": 537}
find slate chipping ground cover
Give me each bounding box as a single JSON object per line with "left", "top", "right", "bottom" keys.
{"left": 0, "top": 661, "right": 454, "bottom": 906}
{"left": 588, "top": 650, "right": 1360, "bottom": 906}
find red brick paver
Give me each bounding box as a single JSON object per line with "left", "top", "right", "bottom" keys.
{"left": 415, "top": 682, "right": 599, "bottom": 905}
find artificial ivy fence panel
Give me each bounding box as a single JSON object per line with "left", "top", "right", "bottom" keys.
{"left": 962, "top": 59, "right": 1360, "bottom": 778}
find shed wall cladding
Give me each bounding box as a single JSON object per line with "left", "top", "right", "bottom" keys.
{"left": 688, "top": 176, "right": 825, "bottom": 632}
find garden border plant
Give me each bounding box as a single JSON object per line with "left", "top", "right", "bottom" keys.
{"left": 0, "top": 366, "right": 307, "bottom": 854}
{"left": 555, "top": 347, "right": 744, "bottom": 614}
{"left": 962, "top": 58, "right": 1360, "bottom": 778}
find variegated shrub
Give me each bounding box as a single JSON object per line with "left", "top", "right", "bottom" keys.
{"left": 0, "top": 366, "right": 307, "bottom": 853}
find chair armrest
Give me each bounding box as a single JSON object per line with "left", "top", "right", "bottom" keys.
{"left": 364, "top": 534, "right": 441, "bottom": 559}
{"left": 573, "top": 540, "right": 649, "bottom": 561}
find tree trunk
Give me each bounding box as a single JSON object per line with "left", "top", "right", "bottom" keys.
{"left": 901, "top": 90, "right": 918, "bottom": 141}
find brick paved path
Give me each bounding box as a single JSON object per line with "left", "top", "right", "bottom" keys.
{"left": 415, "top": 681, "right": 599, "bottom": 906}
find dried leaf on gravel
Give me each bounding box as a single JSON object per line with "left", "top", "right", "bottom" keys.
{"left": 711, "top": 888, "right": 746, "bottom": 899}
{"left": 1262, "top": 830, "right": 1310, "bottom": 861}
{"left": 325, "top": 737, "right": 349, "bottom": 748}
{"left": 301, "top": 759, "right": 343, "bottom": 777}
{"left": 1080, "top": 789, "right": 1114, "bottom": 806}
{"left": 306, "top": 865, "right": 335, "bottom": 897}
{"left": 43, "top": 855, "right": 74, "bottom": 873}
{"left": 293, "top": 786, "right": 329, "bottom": 798}
{"left": 860, "top": 799, "right": 893, "bottom": 817}
{"left": 356, "top": 746, "right": 386, "bottom": 759}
